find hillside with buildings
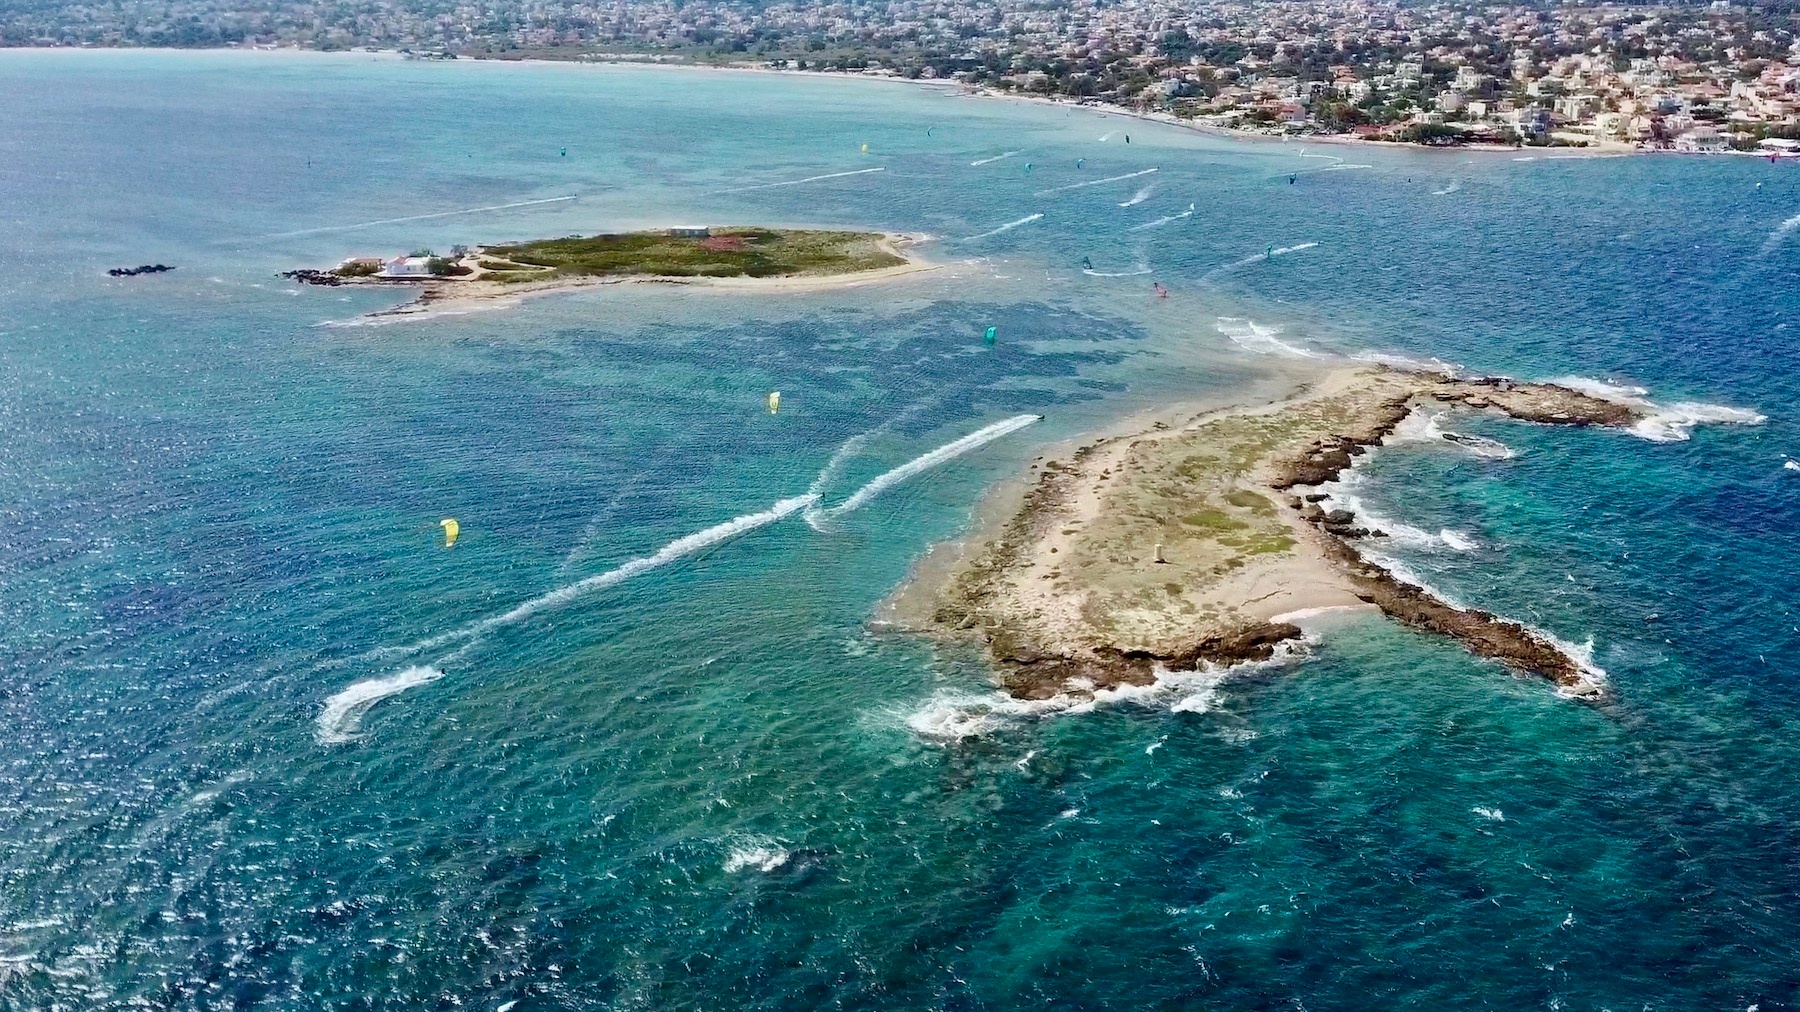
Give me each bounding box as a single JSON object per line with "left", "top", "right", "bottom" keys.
{"left": 7, "top": 0, "right": 1800, "bottom": 150}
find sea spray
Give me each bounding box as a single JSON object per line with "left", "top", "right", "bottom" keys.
{"left": 1214, "top": 318, "right": 1322, "bottom": 359}
{"left": 1034, "top": 167, "right": 1158, "bottom": 196}
{"left": 316, "top": 665, "right": 443, "bottom": 744}
{"left": 715, "top": 167, "right": 885, "bottom": 194}
{"left": 1119, "top": 185, "right": 1155, "bottom": 207}
{"left": 1549, "top": 376, "right": 1765, "bottom": 442}
{"left": 807, "top": 415, "right": 1040, "bottom": 527}
{"left": 961, "top": 214, "right": 1044, "bottom": 242}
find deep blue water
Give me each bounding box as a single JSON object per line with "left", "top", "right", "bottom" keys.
{"left": 2, "top": 50, "right": 1797, "bottom": 1010}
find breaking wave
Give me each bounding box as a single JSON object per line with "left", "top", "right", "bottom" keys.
{"left": 316, "top": 666, "right": 443, "bottom": 744}
{"left": 1551, "top": 376, "right": 1765, "bottom": 442}
{"left": 722, "top": 836, "right": 792, "bottom": 874}
{"left": 904, "top": 645, "right": 1309, "bottom": 741}
{"left": 1432, "top": 182, "right": 1463, "bottom": 195}
{"left": 1214, "top": 317, "right": 1322, "bottom": 359}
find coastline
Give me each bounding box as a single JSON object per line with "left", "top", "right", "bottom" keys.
{"left": 299, "top": 229, "right": 940, "bottom": 321}
{"left": 897, "top": 365, "right": 1656, "bottom": 708}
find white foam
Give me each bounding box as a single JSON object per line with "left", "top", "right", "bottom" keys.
{"left": 807, "top": 415, "right": 1040, "bottom": 527}
{"left": 1129, "top": 203, "right": 1196, "bottom": 232}
{"left": 904, "top": 644, "right": 1308, "bottom": 741}
{"left": 345, "top": 495, "right": 816, "bottom": 673}
{"left": 1119, "top": 185, "right": 1155, "bottom": 207}
{"left": 1432, "top": 182, "right": 1463, "bottom": 195}
{"left": 316, "top": 665, "right": 443, "bottom": 744}
{"left": 1473, "top": 807, "right": 1505, "bottom": 821}
{"left": 259, "top": 195, "right": 578, "bottom": 239}
{"left": 715, "top": 166, "right": 885, "bottom": 193}
{"left": 722, "top": 836, "right": 791, "bottom": 873}
{"left": 1349, "top": 350, "right": 1460, "bottom": 375}
{"left": 1439, "top": 529, "right": 1478, "bottom": 552}
{"left": 1034, "top": 167, "right": 1158, "bottom": 196}
{"left": 970, "top": 150, "right": 1022, "bottom": 166}
{"left": 1206, "top": 242, "right": 1319, "bottom": 277}
{"left": 961, "top": 213, "right": 1044, "bottom": 242}
{"left": 1551, "top": 376, "right": 1764, "bottom": 442}
{"left": 1785, "top": 460, "right": 1800, "bottom": 473}
{"left": 1629, "top": 403, "right": 1766, "bottom": 442}
{"left": 1314, "top": 474, "right": 1478, "bottom": 553}
{"left": 1762, "top": 209, "right": 1800, "bottom": 252}
{"left": 1082, "top": 266, "right": 1153, "bottom": 277}
{"left": 1214, "top": 317, "right": 1321, "bottom": 359}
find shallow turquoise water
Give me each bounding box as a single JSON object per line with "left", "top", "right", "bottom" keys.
{"left": 2, "top": 50, "right": 1798, "bottom": 1009}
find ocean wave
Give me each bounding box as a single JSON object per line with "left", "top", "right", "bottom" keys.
{"left": 970, "top": 150, "right": 1022, "bottom": 167}
{"left": 316, "top": 665, "right": 443, "bottom": 744}
{"left": 259, "top": 195, "right": 578, "bottom": 239}
{"left": 1432, "top": 182, "right": 1462, "bottom": 195}
{"left": 1391, "top": 410, "right": 1516, "bottom": 459}
{"left": 1630, "top": 403, "right": 1767, "bottom": 442}
{"left": 1214, "top": 317, "right": 1322, "bottom": 359}
{"left": 1349, "top": 350, "right": 1460, "bottom": 376}
{"left": 807, "top": 414, "right": 1040, "bottom": 527}
{"left": 1472, "top": 806, "right": 1505, "bottom": 821}
{"left": 722, "top": 835, "right": 792, "bottom": 874}
{"left": 961, "top": 213, "right": 1043, "bottom": 242}
{"left": 1551, "top": 376, "right": 1764, "bottom": 442}
{"left": 904, "top": 644, "right": 1309, "bottom": 741}
{"left": 1786, "top": 460, "right": 1800, "bottom": 473}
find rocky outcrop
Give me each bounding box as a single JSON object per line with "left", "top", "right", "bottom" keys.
{"left": 108, "top": 264, "right": 173, "bottom": 277}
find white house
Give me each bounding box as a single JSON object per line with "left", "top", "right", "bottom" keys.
{"left": 382, "top": 255, "right": 436, "bottom": 278}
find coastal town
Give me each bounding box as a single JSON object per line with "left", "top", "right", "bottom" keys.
{"left": 7, "top": 0, "right": 1800, "bottom": 151}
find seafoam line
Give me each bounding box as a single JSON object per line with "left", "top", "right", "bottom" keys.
{"left": 961, "top": 213, "right": 1044, "bottom": 242}
{"left": 715, "top": 167, "right": 885, "bottom": 194}
{"left": 1034, "top": 167, "right": 1158, "bottom": 196}
{"left": 260, "top": 196, "right": 580, "bottom": 239}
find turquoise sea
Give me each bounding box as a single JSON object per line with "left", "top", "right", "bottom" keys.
{"left": 2, "top": 50, "right": 1798, "bottom": 1009}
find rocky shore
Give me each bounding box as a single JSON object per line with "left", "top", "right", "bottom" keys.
{"left": 923, "top": 367, "right": 1643, "bottom": 704}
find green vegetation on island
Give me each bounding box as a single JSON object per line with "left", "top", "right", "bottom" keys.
{"left": 477, "top": 227, "right": 905, "bottom": 282}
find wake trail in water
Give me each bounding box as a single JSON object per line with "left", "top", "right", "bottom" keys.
{"left": 971, "top": 150, "right": 1022, "bottom": 166}
{"left": 1432, "top": 182, "right": 1463, "bottom": 195}
{"left": 962, "top": 213, "right": 1043, "bottom": 242}
{"left": 1762, "top": 210, "right": 1800, "bottom": 252}
{"left": 1083, "top": 266, "right": 1152, "bottom": 277}
{"left": 1205, "top": 241, "right": 1319, "bottom": 277}
{"left": 316, "top": 665, "right": 443, "bottom": 744}
{"left": 1129, "top": 203, "right": 1195, "bottom": 231}
{"left": 330, "top": 496, "right": 818, "bottom": 677}
{"left": 259, "top": 196, "right": 579, "bottom": 239}
{"left": 716, "top": 167, "right": 884, "bottom": 193}
{"left": 806, "top": 415, "right": 1040, "bottom": 528}
{"left": 1035, "top": 167, "right": 1158, "bottom": 196}
{"left": 1119, "top": 185, "right": 1154, "bottom": 207}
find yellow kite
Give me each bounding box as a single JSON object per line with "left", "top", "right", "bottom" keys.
{"left": 439, "top": 517, "right": 460, "bottom": 548}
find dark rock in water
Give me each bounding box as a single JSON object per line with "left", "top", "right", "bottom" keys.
{"left": 1322, "top": 509, "right": 1356, "bottom": 526}
{"left": 281, "top": 269, "right": 345, "bottom": 287}
{"left": 1303, "top": 493, "right": 1330, "bottom": 502}
{"left": 108, "top": 264, "right": 174, "bottom": 277}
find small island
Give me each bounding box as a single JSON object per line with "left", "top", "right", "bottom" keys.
{"left": 913, "top": 367, "right": 1651, "bottom": 706}
{"left": 285, "top": 226, "right": 934, "bottom": 318}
